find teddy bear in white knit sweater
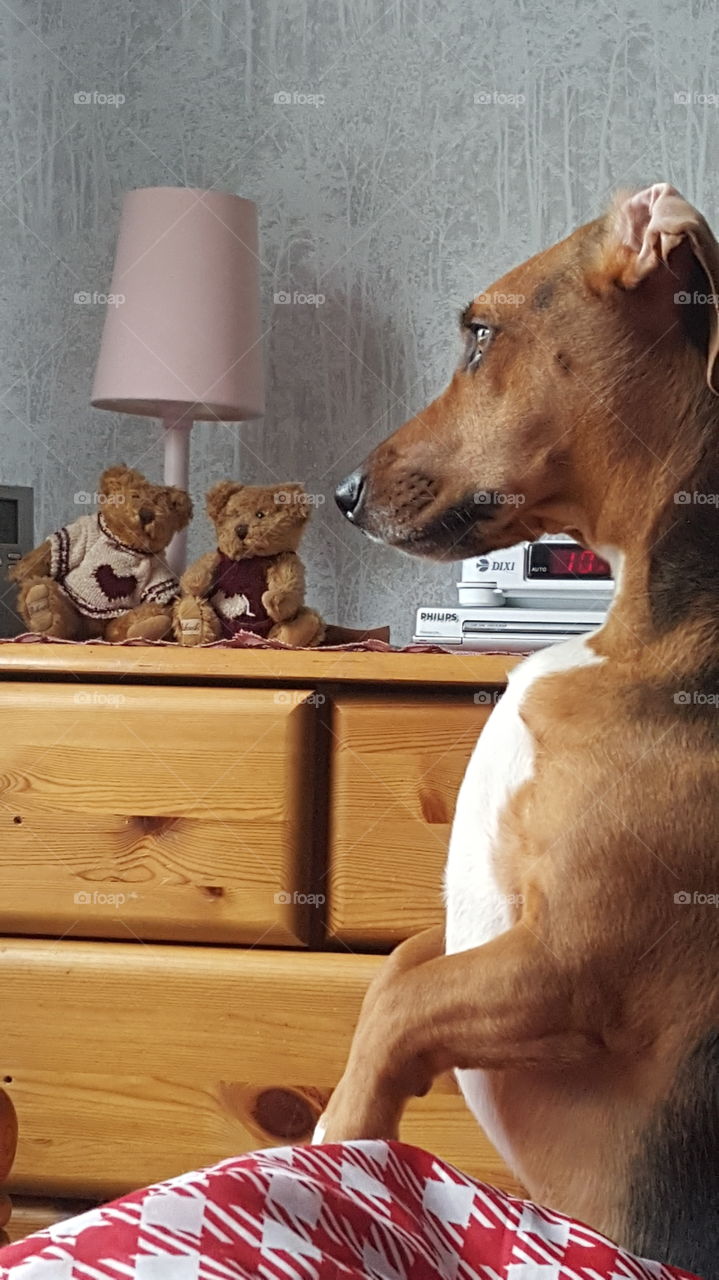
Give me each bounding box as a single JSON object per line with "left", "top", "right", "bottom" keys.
{"left": 10, "top": 466, "right": 192, "bottom": 641}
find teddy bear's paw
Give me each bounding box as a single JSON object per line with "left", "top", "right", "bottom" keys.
{"left": 261, "top": 590, "right": 286, "bottom": 618}
{"left": 24, "top": 583, "right": 53, "bottom": 631}
{"left": 271, "top": 608, "right": 325, "bottom": 648}
{"left": 18, "top": 580, "right": 81, "bottom": 639}
{"left": 104, "top": 606, "right": 174, "bottom": 643}
{"left": 173, "top": 596, "right": 221, "bottom": 646}
{"left": 127, "top": 612, "right": 173, "bottom": 642}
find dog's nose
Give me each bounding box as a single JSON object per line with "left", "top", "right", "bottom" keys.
{"left": 235, "top": 523, "right": 248, "bottom": 540}
{"left": 335, "top": 470, "right": 366, "bottom": 521}
{"left": 138, "top": 506, "right": 154, "bottom": 526}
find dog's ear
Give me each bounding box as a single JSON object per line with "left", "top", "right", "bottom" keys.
{"left": 595, "top": 184, "right": 719, "bottom": 393}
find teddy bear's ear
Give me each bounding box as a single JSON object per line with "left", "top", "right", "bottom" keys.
{"left": 206, "top": 481, "right": 241, "bottom": 522}
{"left": 285, "top": 481, "right": 310, "bottom": 517}
{"left": 167, "top": 487, "right": 193, "bottom": 527}
{"left": 100, "top": 464, "right": 141, "bottom": 494}
{"left": 279, "top": 482, "right": 310, "bottom": 519}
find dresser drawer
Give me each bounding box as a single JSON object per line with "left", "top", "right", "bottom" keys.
{"left": 0, "top": 683, "right": 319, "bottom": 946}
{"left": 1, "top": 939, "right": 521, "bottom": 1199}
{"left": 328, "top": 694, "right": 491, "bottom": 946}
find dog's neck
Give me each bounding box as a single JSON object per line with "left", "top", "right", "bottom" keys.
{"left": 549, "top": 387, "right": 719, "bottom": 671}
{"left": 609, "top": 476, "right": 718, "bottom": 672}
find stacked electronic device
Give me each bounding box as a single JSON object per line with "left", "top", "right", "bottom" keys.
{"left": 414, "top": 534, "right": 614, "bottom": 651}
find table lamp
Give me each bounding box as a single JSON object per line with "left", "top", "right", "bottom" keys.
{"left": 91, "top": 186, "right": 265, "bottom": 573}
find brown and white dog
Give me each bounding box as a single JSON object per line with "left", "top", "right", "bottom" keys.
{"left": 318, "top": 185, "right": 719, "bottom": 1276}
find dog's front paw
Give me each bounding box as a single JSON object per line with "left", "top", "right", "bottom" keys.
{"left": 311, "top": 1114, "right": 328, "bottom": 1145}
{"left": 309, "top": 1079, "right": 402, "bottom": 1145}
{"left": 311, "top": 1110, "right": 372, "bottom": 1145}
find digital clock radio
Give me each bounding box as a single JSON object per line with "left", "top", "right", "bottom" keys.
{"left": 414, "top": 535, "right": 615, "bottom": 651}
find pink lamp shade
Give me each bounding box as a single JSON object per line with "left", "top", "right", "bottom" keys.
{"left": 91, "top": 186, "right": 265, "bottom": 575}
{"left": 91, "top": 186, "right": 264, "bottom": 421}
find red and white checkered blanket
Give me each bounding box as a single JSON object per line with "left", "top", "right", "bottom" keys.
{"left": 0, "top": 1141, "right": 700, "bottom": 1279}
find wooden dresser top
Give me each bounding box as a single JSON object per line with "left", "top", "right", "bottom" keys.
{"left": 0, "top": 642, "right": 519, "bottom": 687}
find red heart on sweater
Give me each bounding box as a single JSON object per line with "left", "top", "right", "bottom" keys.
{"left": 94, "top": 563, "right": 138, "bottom": 600}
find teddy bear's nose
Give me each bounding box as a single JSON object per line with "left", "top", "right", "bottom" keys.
{"left": 138, "top": 506, "right": 155, "bottom": 526}
{"left": 235, "top": 523, "right": 249, "bottom": 540}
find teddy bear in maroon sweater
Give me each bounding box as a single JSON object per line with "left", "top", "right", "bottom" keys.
{"left": 173, "top": 481, "right": 324, "bottom": 647}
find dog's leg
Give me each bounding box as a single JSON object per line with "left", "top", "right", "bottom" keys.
{"left": 373, "top": 923, "right": 445, "bottom": 974}
{"left": 317, "top": 923, "right": 599, "bottom": 1143}
{"left": 313, "top": 925, "right": 444, "bottom": 1143}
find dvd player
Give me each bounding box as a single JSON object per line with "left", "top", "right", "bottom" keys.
{"left": 414, "top": 603, "right": 608, "bottom": 652}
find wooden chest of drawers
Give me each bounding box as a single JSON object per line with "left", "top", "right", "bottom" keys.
{"left": 0, "top": 644, "right": 519, "bottom": 1231}
{"left": 0, "top": 683, "right": 318, "bottom": 946}
{"left": 328, "top": 694, "right": 492, "bottom": 946}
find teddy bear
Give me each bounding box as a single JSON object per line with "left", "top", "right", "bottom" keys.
{"left": 10, "top": 465, "right": 192, "bottom": 642}
{"left": 173, "top": 480, "right": 325, "bottom": 647}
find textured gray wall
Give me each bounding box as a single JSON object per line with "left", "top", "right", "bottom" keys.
{"left": 1, "top": 0, "right": 718, "bottom": 641}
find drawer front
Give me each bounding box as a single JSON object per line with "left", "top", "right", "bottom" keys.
{"left": 0, "top": 683, "right": 320, "bottom": 946}
{"left": 1, "top": 939, "right": 521, "bottom": 1199}
{"left": 329, "top": 695, "right": 492, "bottom": 946}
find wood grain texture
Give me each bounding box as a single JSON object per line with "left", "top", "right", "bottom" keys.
{"left": 328, "top": 695, "right": 492, "bottom": 945}
{"left": 6, "top": 1197, "right": 96, "bottom": 1243}
{"left": 0, "top": 1088, "right": 16, "bottom": 1185}
{"left": 0, "top": 684, "right": 319, "bottom": 945}
{"left": 0, "top": 643, "right": 519, "bottom": 687}
{"left": 0, "top": 939, "right": 522, "bottom": 1200}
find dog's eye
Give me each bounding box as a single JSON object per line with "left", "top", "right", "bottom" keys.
{"left": 255, "top": 510, "right": 265, "bottom": 519}
{"left": 465, "top": 322, "right": 493, "bottom": 370}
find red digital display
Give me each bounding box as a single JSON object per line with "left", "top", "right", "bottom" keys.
{"left": 548, "top": 547, "right": 611, "bottom": 578}
{"left": 527, "top": 544, "right": 612, "bottom": 580}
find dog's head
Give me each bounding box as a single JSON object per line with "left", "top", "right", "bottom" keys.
{"left": 336, "top": 185, "right": 719, "bottom": 560}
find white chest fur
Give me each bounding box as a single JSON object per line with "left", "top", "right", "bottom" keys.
{"left": 444, "top": 632, "right": 603, "bottom": 1161}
